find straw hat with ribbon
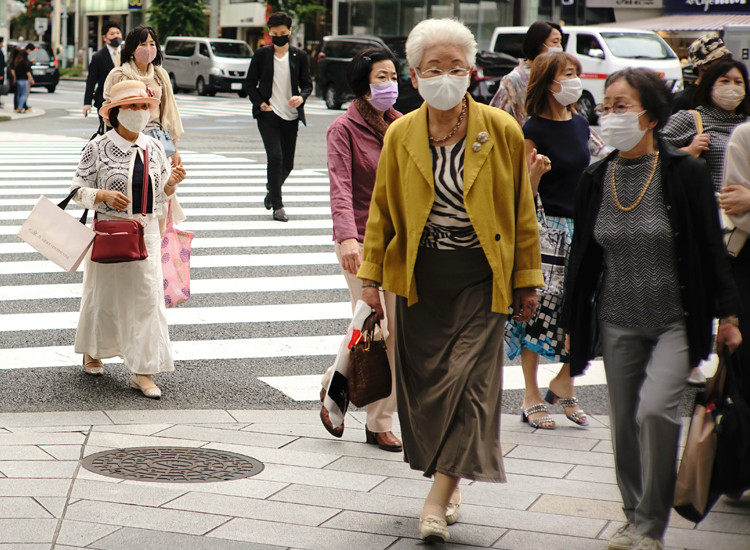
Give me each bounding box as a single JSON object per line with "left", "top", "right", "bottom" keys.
{"left": 99, "top": 80, "right": 160, "bottom": 120}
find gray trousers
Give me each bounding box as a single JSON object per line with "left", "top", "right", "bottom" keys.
{"left": 600, "top": 320, "right": 690, "bottom": 540}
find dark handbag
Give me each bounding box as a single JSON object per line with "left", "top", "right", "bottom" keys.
{"left": 145, "top": 121, "right": 177, "bottom": 157}
{"left": 673, "top": 349, "right": 728, "bottom": 523}
{"left": 537, "top": 195, "right": 569, "bottom": 296}
{"left": 90, "top": 148, "right": 149, "bottom": 264}
{"left": 711, "top": 348, "right": 750, "bottom": 495}
{"left": 347, "top": 312, "right": 392, "bottom": 408}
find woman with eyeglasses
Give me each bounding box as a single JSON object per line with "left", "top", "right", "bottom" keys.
{"left": 562, "top": 68, "right": 741, "bottom": 550}
{"left": 505, "top": 51, "right": 590, "bottom": 431}
{"left": 359, "top": 19, "right": 543, "bottom": 543}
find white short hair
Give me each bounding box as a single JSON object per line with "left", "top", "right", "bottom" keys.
{"left": 406, "top": 19, "right": 477, "bottom": 69}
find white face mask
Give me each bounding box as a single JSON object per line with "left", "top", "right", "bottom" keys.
{"left": 712, "top": 84, "right": 745, "bottom": 112}
{"left": 545, "top": 45, "right": 563, "bottom": 53}
{"left": 600, "top": 110, "right": 647, "bottom": 152}
{"left": 117, "top": 108, "right": 150, "bottom": 133}
{"left": 416, "top": 73, "right": 470, "bottom": 111}
{"left": 552, "top": 77, "right": 582, "bottom": 106}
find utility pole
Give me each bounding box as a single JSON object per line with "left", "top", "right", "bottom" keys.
{"left": 52, "top": 0, "right": 61, "bottom": 52}
{"left": 210, "top": 0, "right": 219, "bottom": 38}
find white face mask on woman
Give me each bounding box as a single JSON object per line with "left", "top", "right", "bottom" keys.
{"left": 552, "top": 77, "right": 582, "bottom": 106}
{"left": 712, "top": 85, "right": 746, "bottom": 112}
{"left": 118, "top": 108, "right": 150, "bottom": 134}
{"left": 416, "top": 73, "right": 470, "bottom": 111}
{"left": 599, "top": 110, "right": 647, "bottom": 152}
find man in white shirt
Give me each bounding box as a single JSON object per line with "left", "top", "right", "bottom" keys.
{"left": 83, "top": 22, "right": 122, "bottom": 130}
{"left": 246, "top": 12, "right": 313, "bottom": 222}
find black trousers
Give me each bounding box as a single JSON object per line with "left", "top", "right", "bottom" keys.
{"left": 257, "top": 112, "right": 299, "bottom": 210}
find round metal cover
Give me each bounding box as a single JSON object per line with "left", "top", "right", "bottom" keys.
{"left": 80, "top": 446, "right": 264, "bottom": 483}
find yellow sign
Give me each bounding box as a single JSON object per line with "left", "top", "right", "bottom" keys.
{"left": 128, "top": 0, "right": 144, "bottom": 9}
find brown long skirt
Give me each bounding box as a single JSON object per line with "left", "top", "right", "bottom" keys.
{"left": 395, "top": 246, "right": 507, "bottom": 481}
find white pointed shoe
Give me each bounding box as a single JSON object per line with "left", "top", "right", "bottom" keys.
{"left": 130, "top": 375, "right": 162, "bottom": 399}
{"left": 83, "top": 354, "right": 103, "bottom": 376}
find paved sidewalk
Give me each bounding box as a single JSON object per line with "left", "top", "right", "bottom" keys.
{"left": 0, "top": 410, "right": 748, "bottom": 549}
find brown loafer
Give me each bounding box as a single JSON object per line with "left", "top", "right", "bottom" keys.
{"left": 365, "top": 427, "right": 402, "bottom": 452}
{"left": 83, "top": 354, "right": 103, "bottom": 376}
{"left": 320, "top": 387, "right": 344, "bottom": 438}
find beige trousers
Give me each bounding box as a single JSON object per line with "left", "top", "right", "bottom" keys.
{"left": 321, "top": 241, "right": 397, "bottom": 433}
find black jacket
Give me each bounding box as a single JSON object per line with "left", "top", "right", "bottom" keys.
{"left": 246, "top": 45, "right": 312, "bottom": 125}
{"left": 561, "top": 141, "right": 740, "bottom": 376}
{"left": 0, "top": 48, "right": 5, "bottom": 84}
{"left": 84, "top": 47, "right": 115, "bottom": 108}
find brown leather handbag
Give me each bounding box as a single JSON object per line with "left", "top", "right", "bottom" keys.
{"left": 91, "top": 147, "right": 150, "bottom": 263}
{"left": 347, "top": 312, "right": 392, "bottom": 408}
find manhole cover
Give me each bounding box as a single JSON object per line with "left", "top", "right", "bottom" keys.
{"left": 80, "top": 447, "right": 264, "bottom": 483}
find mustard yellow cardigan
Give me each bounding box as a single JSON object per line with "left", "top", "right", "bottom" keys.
{"left": 358, "top": 94, "right": 544, "bottom": 314}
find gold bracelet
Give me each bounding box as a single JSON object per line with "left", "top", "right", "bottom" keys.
{"left": 362, "top": 283, "right": 379, "bottom": 289}
{"left": 719, "top": 316, "right": 740, "bottom": 327}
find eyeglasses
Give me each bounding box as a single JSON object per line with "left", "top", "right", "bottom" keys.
{"left": 417, "top": 67, "right": 471, "bottom": 78}
{"left": 595, "top": 103, "right": 642, "bottom": 116}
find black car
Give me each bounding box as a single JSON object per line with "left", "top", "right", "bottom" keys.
{"left": 315, "top": 35, "right": 420, "bottom": 112}
{"left": 7, "top": 40, "right": 60, "bottom": 92}
{"left": 315, "top": 35, "right": 517, "bottom": 113}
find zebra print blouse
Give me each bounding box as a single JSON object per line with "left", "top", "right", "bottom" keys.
{"left": 420, "top": 138, "right": 480, "bottom": 249}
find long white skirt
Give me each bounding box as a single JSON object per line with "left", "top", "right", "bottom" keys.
{"left": 75, "top": 214, "right": 174, "bottom": 375}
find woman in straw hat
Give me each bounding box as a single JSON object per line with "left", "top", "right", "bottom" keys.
{"left": 69, "top": 80, "right": 186, "bottom": 398}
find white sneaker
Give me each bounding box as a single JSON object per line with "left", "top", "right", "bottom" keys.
{"left": 687, "top": 367, "right": 706, "bottom": 386}
{"left": 608, "top": 522, "right": 636, "bottom": 550}
{"left": 631, "top": 536, "right": 664, "bottom": 550}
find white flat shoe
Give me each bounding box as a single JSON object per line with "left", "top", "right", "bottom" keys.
{"left": 83, "top": 354, "right": 103, "bottom": 376}
{"left": 130, "top": 375, "right": 161, "bottom": 399}
{"left": 419, "top": 514, "right": 449, "bottom": 543}
{"left": 445, "top": 492, "right": 461, "bottom": 525}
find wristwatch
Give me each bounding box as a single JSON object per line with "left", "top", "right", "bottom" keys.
{"left": 260, "top": 104, "right": 268, "bottom": 112}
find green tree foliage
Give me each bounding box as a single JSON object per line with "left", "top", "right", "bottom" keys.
{"left": 268, "top": 0, "right": 326, "bottom": 27}
{"left": 12, "top": 0, "right": 52, "bottom": 41}
{"left": 148, "top": 0, "right": 209, "bottom": 42}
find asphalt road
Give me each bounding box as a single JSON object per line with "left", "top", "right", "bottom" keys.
{"left": 0, "top": 81, "right": 702, "bottom": 417}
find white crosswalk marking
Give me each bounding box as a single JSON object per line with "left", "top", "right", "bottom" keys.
{"left": 60, "top": 96, "right": 336, "bottom": 120}
{"left": 0, "top": 131, "right": 610, "bottom": 402}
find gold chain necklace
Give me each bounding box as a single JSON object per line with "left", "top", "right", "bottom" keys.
{"left": 429, "top": 97, "right": 467, "bottom": 144}
{"left": 611, "top": 151, "right": 660, "bottom": 212}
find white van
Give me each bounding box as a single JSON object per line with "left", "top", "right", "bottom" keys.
{"left": 162, "top": 37, "right": 253, "bottom": 97}
{"left": 489, "top": 26, "right": 684, "bottom": 123}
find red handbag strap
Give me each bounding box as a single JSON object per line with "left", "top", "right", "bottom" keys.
{"left": 141, "top": 146, "right": 149, "bottom": 215}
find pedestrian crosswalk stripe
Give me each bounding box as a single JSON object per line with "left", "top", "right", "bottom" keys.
{"left": 0, "top": 302, "right": 352, "bottom": 332}
{"left": 0, "top": 186, "right": 331, "bottom": 196}
{"left": 0, "top": 220, "right": 333, "bottom": 236}
{"left": 0, "top": 275, "right": 347, "bottom": 301}
{"left": 0, "top": 196, "right": 331, "bottom": 206}
{"left": 0, "top": 252, "right": 338, "bottom": 275}
{"left": 0, "top": 206, "right": 333, "bottom": 220}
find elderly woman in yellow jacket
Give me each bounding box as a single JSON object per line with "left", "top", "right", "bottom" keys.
{"left": 359, "top": 18, "right": 543, "bottom": 544}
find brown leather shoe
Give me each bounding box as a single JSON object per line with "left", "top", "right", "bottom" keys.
{"left": 320, "top": 405, "right": 344, "bottom": 438}
{"left": 319, "top": 388, "right": 344, "bottom": 438}
{"left": 365, "top": 427, "right": 402, "bottom": 452}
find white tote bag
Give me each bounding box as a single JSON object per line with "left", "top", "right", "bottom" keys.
{"left": 17, "top": 189, "right": 95, "bottom": 273}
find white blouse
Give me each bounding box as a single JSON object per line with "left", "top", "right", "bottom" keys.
{"left": 70, "top": 130, "right": 171, "bottom": 219}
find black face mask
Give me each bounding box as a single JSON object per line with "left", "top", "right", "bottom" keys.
{"left": 271, "top": 35, "right": 289, "bottom": 47}
{"left": 109, "top": 37, "right": 121, "bottom": 48}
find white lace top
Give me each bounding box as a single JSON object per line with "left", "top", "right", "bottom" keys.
{"left": 70, "top": 130, "right": 171, "bottom": 219}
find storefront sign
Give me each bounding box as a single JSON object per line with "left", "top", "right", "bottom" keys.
{"left": 128, "top": 0, "right": 144, "bottom": 10}
{"left": 588, "top": 0, "right": 663, "bottom": 7}
{"left": 665, "top": 0, "right": 750, "bottom": 13}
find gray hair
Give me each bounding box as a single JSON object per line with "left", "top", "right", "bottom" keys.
{"left": 406, "top": 18, "right": 477, "bottom": 70}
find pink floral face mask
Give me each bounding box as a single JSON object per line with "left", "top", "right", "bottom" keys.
{"left": 134, "top": 46, "right": 156, "bottom": 65}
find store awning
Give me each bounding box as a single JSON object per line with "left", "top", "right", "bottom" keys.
{"left": 600, "top": 14, "right": 750, "bottom": 32}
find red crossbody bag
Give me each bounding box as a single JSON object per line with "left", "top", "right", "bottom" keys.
{"left": 90, "top": 147, "right": 149, "bottom": 263}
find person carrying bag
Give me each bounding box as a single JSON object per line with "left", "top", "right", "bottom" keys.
{"left": 68, "top": 80, "right": 186, "bottom": 399}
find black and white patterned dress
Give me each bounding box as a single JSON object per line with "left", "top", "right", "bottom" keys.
{"left": 661, "top": 105, "right": 747, "bottom": 191}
